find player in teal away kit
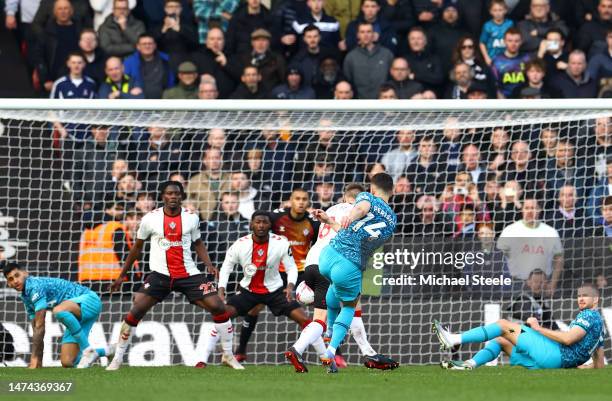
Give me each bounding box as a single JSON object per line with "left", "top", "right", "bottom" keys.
{"left": 3, "top": 261, "right": 111, "bottom": 368}
{"left": 434, "top": 283, "right": 605, "bottom": 370}
{"left": 313, "top": 173, "right": 397, "bottom": 373}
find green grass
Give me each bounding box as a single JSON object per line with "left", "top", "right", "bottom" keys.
{"left": 1, "top": 365, "right": 611, "bottom": 401}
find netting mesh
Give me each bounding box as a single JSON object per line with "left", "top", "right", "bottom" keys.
{"left": 0, "top": 105, "right": 611, "bottom": 367}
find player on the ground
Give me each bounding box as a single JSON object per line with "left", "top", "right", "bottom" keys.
{"left": 312, "top": 173, "right": 397, "bottom": 373}
{"left": 106, "top": 181, "right": 243, "bottom": 370}
{"left": 285, "top": 183, "right": 399, "bottom": 373}
{"left": 2, "top": 261, "right": 112, "bottom": 368}
{"left": 234, "top": 188, "right": 319, "bottom": 362}
{"left": 434, "top": 283, "right": 605, "bottom": 370}
{"left": 196, "top": 211, "right": 312, "bottom": 365}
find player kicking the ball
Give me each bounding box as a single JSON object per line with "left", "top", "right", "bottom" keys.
{"left": 285, "top": 183, "right": 399, "bottom": 372}
{"left": 2, "top": 261, "right": 112, "bottom": 368}
{"left": 196, "top": 211, "right": 312, "bottom": 365}
{"left": 434, "top": 283, "right": 605, "bottom": 370}
{"left": 310, "top": 173, "right": 397, "bottom": 373}
{"left": 105, "top": 181, "right": 242, "bottom": 370}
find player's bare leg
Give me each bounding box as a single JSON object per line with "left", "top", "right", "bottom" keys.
{"left": 59, "top": 343, "right": 80, "bottom": 368}
{"left": 106, "top": 293, "right": 159, "bottom": 371}
{"left": 194, "top": 300, "right": 244, "bottom": 370}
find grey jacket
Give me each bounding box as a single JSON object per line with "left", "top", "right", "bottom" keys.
{"left": 98, "top": 14, "right": 145, "bottom": 58}
{"left": 343, "top": 44, "right": 394, "bottom": 99}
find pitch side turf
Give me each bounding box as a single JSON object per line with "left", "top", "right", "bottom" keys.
{"left": 1, "top": 365, "right": 611, "bottom": 401}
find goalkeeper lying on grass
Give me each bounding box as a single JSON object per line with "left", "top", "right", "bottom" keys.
{"left": 433, "top": 283, "right": 605, "bottom": 370}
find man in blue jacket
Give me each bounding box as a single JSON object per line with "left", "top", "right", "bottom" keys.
{"left": 123, "top": 33, "right": 175, "bottom": 99}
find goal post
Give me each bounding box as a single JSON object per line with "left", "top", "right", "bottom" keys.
{"left": 0, "top": 99, "right": 611, "bottom": 367}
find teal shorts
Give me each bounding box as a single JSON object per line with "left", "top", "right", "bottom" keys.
{"left": 318, "top": 245, "right": 362, "bottom": 302}
{"left": 61, "top": 291, "right": 102, "bottom": 346}
{"left": 509, "top": 325, "right": 563, "bottom": 369}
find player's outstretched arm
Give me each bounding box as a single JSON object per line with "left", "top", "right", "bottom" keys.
{"left": 193, "top": 239, "right": 218, "bottom": 277}
{"left": 526, "top": 317, "right": 586, "bottom": 346}
{"left": 110, "top": 239, "right": 145, "bottom": 293}
{"left": 29, "top": 310, "right": 46, "bottom": 369}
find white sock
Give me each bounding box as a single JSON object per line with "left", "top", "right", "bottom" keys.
{"left": 312, "top": 336, "right": 327, "bottom": 359}
{"left": 350, "top": 317, "right": 377, "bottom": 357}
{"left": 113, "top": 322, "right": 132, "bottom": 360}
{"left": 293, "top": 321, "right": 324, "bottom": 355}
{"left": 215, "top": 320, "right": 234, "bottom": 355}
{"left": 449, "top": 333, "right": 462, "bottom": 346}
{"left": 201, "top": 326, "right": 220, "bottom": 364}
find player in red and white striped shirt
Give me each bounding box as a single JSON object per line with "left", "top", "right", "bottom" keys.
{"left": 196, "top": 211, "right": 311, "bottom": 365}
{"left": 107, "top": 181, "right": 243, "bottom": 370}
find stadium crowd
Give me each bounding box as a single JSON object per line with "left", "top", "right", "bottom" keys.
{"left": 4, "top": 0, "right": 612, "bottom": 99}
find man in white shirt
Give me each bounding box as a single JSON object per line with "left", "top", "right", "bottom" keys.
{"left": 497, "top": 197, "right": 564, "bottom": 295}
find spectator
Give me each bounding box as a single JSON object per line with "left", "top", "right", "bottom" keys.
{"left": 429, "top": 3, "right": 467, "bottom": 75}
{"left": 50, "top": 52, "right": 97, "bottom": 99}
{"left": 131, "top": 0, "right": 193, "bottom": 30}
{"left": 579, "top": 117, "right": 612, "bottom": 181}
{"left": 270, "top": 68, "right": 316, "bottom": 99}
{"left": 500, "top": 140, "right": 539, "bottom": 191}
{"left": 453, "top": 35, "right": 498, "bottom": 98}
{"left": 323, "top": 0, "right": 360, "bottom": 38}
{"left": 90, "top": 0, "right": 136, "bottom": 30}
{"left": 406, "top": 135, "right": 440, "bottom": 195}
{"left": 545, "top": 185, "right": 587, "bottom": 238}
{"left": 343, "top": 22, "right": 394, "bottom": 99}
{"left": 186, "top": 147, "right": 231, "bottom": 221}
{"left": 380, "top": 129, "right": 417, "bottom": 180}
{"left": 228, "top": 171, "right": 268, "bottom": 219}
{"left": 131, "top": 126, "right": 181, "bottom": 190}
{"left": 587, "top": 156, "right": 612, "bottom": 219}
{"left": 479, "top": 0, "right": 513, "bottom": 66}
{"left": 98, "top": 158, "right": 129, "bottom": 199}
{"left": 32, "top": 0, "right": 92, "bottom": 39}
{"left": 292, "top": 0, "right": 340, "bottom": 50}
{"left": 98, "top": 0, "right": 145, "bottom": 57}
{"left": 544, "top": 140, "right": 592, "bottom": 208}
{"left": 33, "top": 0, "right": 81, "bottom": 92}
{"left": 229, "top": 65, "right": 267, "bottom": 99}
{"left": 134, "top": 192, "right": 155, "bottom": 214}
{"left": 466, "top": 82, "right": 489, "bottom": 99}
{"left": 508, "top": 269, "right": 559, "bottom": 329}
{"left": 162, "top": 61, "right": 199, "bottom": 99}
{"left": 345, "top": 0, "right": 397, "bottom": 54}
{"left": 487, "top": 126, "right": 510, "bottom": 173}
{"left": 491, "top": 27, "right": 531, "bottom": 98}
{"left": 198, "top": 77, "right": 220, "bottom": 99}
{"left": 230, "top": 28, "right": 286, "bottom": 90}
{"left": 112, "top": 172, "right": 141, "bottom": 207}
{"left": 254, "top": 129, "right": 296, "bottom": 200}
{"left": 192, "top": 0, "right": 239, "bottom": 44}
{"left": 412, "top": 0, "right": 442, "bottom": 28}
{"left": 438, "top": 117, "right": 462, "bottom": 173}
{"left": 576, "top": 0, "right": 612, "bottom": 57}
{"left": 244, "top": 148, "right": 270, "bottom": 194}
{"left": 592, "top": 195, "right": 612, "bottom": 236}
{"left": 203, "top": 191, "right": 250, "bottom": 266}
{"left": 458, "top": 144, "right": 487, "bottom": 191}
{"left": 496, "top": 179, "right": 523, "bottom": 230}
{"left": 497, "top": 197, "right": 564, "bottom": 295}
{"left": 364, "top": 162, "right": 386, "bottom": 183}
{"left": 332, "top": 80, "right": 354, "bottom": 99}
{"left": 289, "top": 24, "right": 339, "bottom": 87}
{"left": 386, "top": 57, "right": 424, "bottom": 99}
{"left": 98, "top": 56, "right": 144, "bottom": 99}
{"left": 191, "top": 27, "right": 236, "bottom": 98}
{"left": 151, "top": 0, "right": 198, "bottom": 72}
{"left": 377, "top": 83, "right": 398, "bottom": 99}
{"left": 511, "top": 58, "right": 559, "bottom": 98}
{"left": 79, "top": 28, "right": 106, "bottom": 87}
{"left": 536, "top": 28, "right": 568, "bottom": 80}
{"left": 576, "top": 0, "right": 599, "bottom": 25}
{"left": 552, "top": 50, "right": 598, "bottom": 98}
{"left": 535, "top": 127, "right": 558, "bottom": 168}
{"left": 312, "top": 57, "right": 344, "bottom": 98}
{"left": 516, "top": 0, "right": 568, "bottom": 54}
{"left": 588, "top": 28, "right": 612, "bottom": 89}
{"left": 5, "top": 1, "right": 42, "bottom": 71}
{"left": 311, "top": 180, "right": 335, "bottom": 210}
{"left": 225, "top": 0, "right": 272, "bottom": 56}
{"left": 445, "top": 62, "right": 473, "bottom": 99}
{"left": 123, "top": 34, "right": 175, "bottom": 99}
{"left": 380, "top": 0, "right": 415, "bottom": 44}
{"left": 403, "top": 26, "right": 444, "bottom": 94}
{"left": 411, "top": 195, "right": 448, "bottom": 236}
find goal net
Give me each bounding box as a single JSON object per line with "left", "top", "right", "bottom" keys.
{"left": 0, "top": 99, "right": 611, "bottom": 367}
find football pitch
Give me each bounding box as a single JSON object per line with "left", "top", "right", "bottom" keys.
{"left": 1, "top": 365, "right": 611, "bottom": 401}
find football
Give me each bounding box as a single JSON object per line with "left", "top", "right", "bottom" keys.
{"left": 295, "top": 281, "right": 314, "bottom": 305}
